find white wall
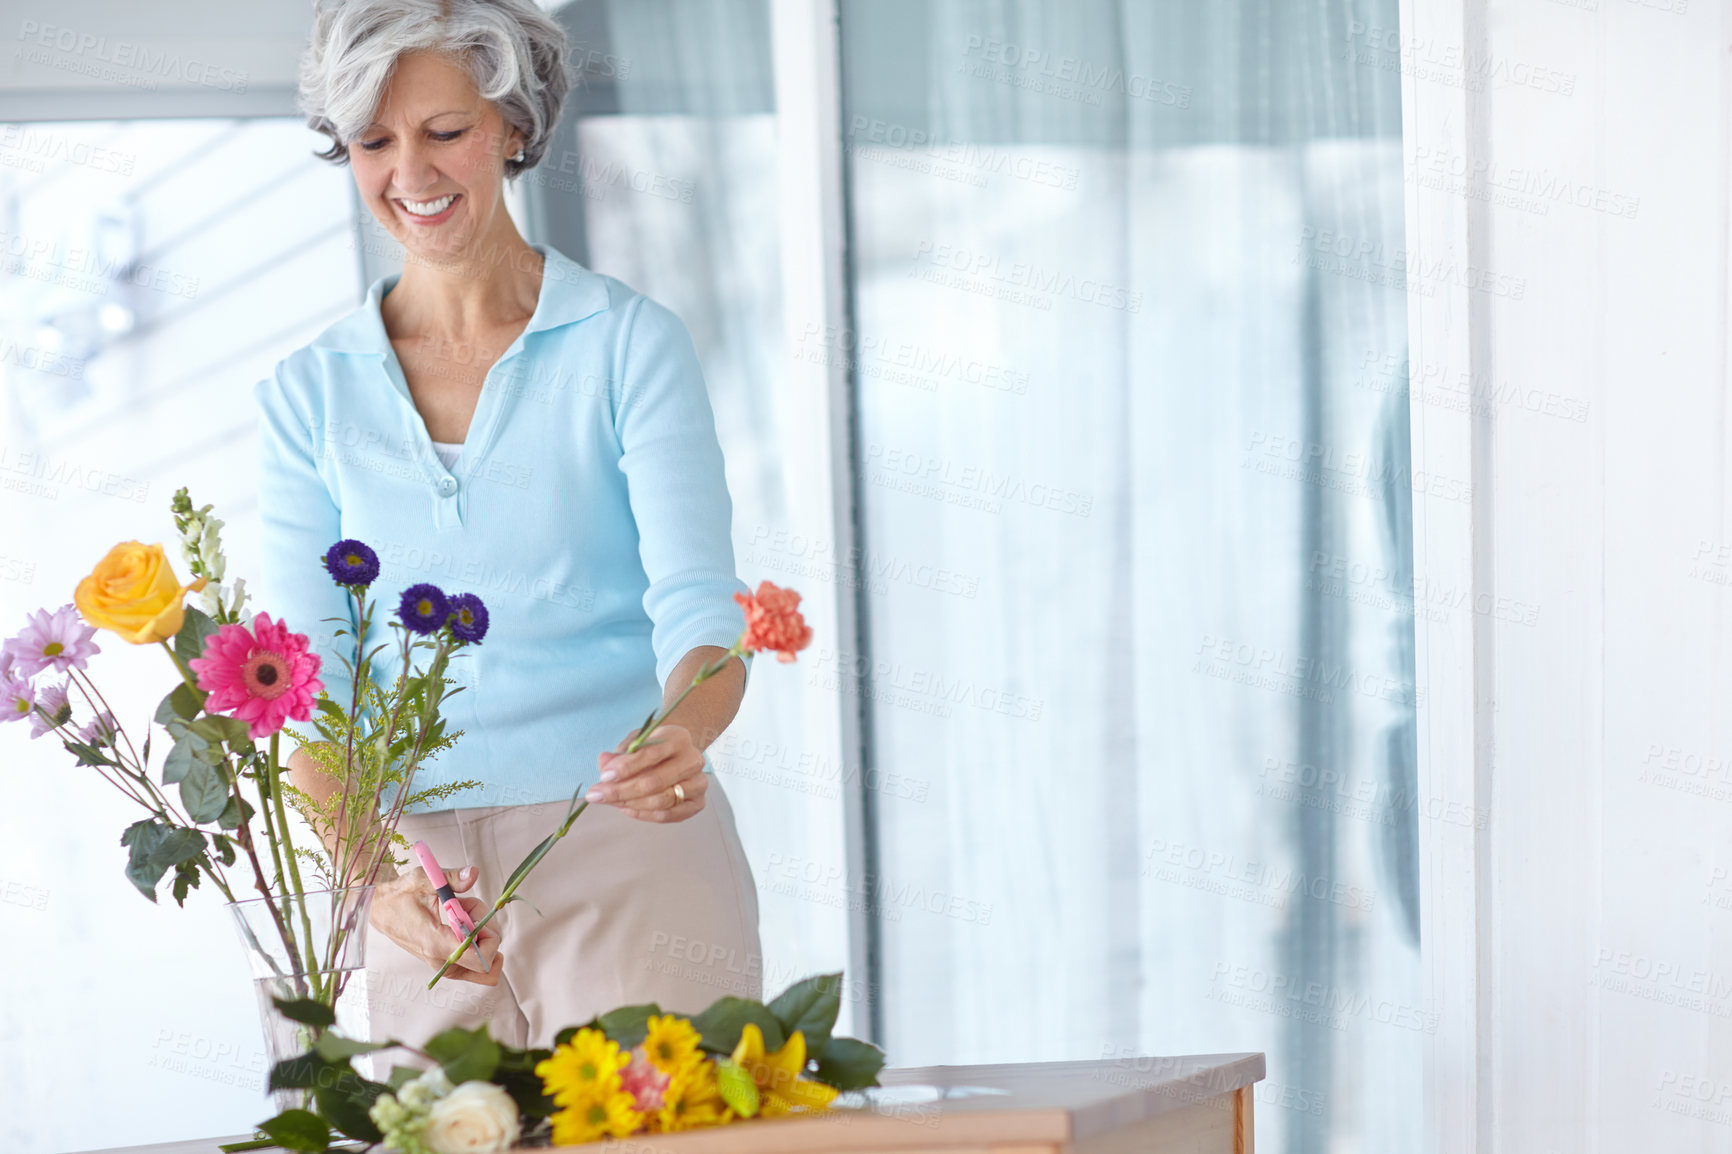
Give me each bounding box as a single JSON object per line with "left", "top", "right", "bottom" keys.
{"left": 0, "top": 0, "right": 311, "bottom": 117}
{"left": 1400, "top": 1, "right": 1732, "bottom": 1150}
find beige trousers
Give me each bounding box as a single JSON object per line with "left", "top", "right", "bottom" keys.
{"left": 361, "top": 779, "right": 762, "bottom": 1052}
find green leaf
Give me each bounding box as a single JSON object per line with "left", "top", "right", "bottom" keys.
{"left": 162, "top": 735, "right": 203, "bottom": 784}
{"left": 813, "top": 1036, "right": 886, "bottom": 1091}
{"left": 387, "top": 1065, "right": 422, "bottom": 1090}
{"left": 217, "top": 793, "right": 254, "bottom": 831}
{"left": 316, "top": 697, "right": 347, "bottom": 724}
{"left": 715, "top": 1057, "right": 760, "bottom": 1118}
{"left": 424, "top": 1025, "right": 500, "bottom": 1084}
{"left": 314, "top": 1068, "right": 388, "bottom": 1143}
{"left": 170, "top": 860, "right": 201, "bottom": 907}
{"left": 314, "top": 1033, "right": 393, "bottom": 1062}
{"left": 179, "top": 758, "right": 230, "bottom": 823}
{"left": 155, "top": 682, "right": 202, "bottom": 725}
{"left": 689, "top": 997, "right": 785, "bottom": 1056}
{"left": 268, "top": 1053, "right": 330, "bottom": 1092}
{"left": 191, "top": 714, "right": 252, "bottom": 747}
{"left": 497, "top": 832, "right": 563, "bottom": 895}
{"left": 257, "top": 1109, "right": 329, "bottom": 1154}
{"left": 595, "top": 1003, "right": 660, "bottom": 1049}
{"left": 65, "top": 738, "right": 113, "bottom": 767}
{"left": 175, "top": 606, "right": 221, "bottom": 667}
{"left": 494, "top": 1044, "right": 556, "bottom": 1118}
{"left": 271, "top": 996, "right": 336, "bottom": 1029}
{"left": 120, "top": 820, "right": 206, "bottom": 902}
{"left": 212, "top": 834, "right": 237, "bottom": 867}
{"left": 767, "top": 973, "right": 842, "bottom": 1051}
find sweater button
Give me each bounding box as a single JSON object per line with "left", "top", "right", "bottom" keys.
{"left": 438, "top": 476, "right": 457, "bottom": 496}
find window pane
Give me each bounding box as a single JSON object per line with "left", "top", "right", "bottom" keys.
{"left": 0, "top": 117, "right": 359, "bottom": 1152}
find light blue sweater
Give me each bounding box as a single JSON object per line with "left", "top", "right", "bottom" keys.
{"left": 253, "top": 243, "right": 750, "bottom": 811}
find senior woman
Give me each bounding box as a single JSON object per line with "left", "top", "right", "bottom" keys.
{"left": 256, "top": 0, "right": 760, "bottom": 1048}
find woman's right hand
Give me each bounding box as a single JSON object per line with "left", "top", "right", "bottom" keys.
{"left": 368, "top": 863, "right": 504, "bottom": 985}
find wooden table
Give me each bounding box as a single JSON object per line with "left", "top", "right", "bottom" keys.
{"left": 72, "top": 1053, "right": 1265, "bottom": 1154}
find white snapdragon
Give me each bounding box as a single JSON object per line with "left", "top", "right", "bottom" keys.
{"left": 172, "top": 491, "right": 252, "bottom": 623}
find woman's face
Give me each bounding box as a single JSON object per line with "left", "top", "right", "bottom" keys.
{"left": 349, "top": 50, "right": 522, "bottom": 265}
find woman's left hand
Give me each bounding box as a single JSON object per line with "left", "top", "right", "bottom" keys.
{"left": 588, "top": 723, "right": 708, "bottom": 823}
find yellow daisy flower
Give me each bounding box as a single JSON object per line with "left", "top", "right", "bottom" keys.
{"left": 536, "top": 1028, "right": 630, "bottom": 1109}
{"left": 642, "top": 1015, "right": 704, "bottom": 1075}
{"left": 657, "top": 1057, "right": 735, "bottom": 1133}
{"left": 550, "top": 1089, "right": 643, "bottom": 1145}
{"left": 730, "top": 1024, "right": 840, "bottom": 1117}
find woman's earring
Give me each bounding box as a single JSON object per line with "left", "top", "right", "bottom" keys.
{"left": 511, "top": 149, "right": 526, "bottom": 164}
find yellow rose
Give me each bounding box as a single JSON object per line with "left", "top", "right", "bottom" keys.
{"left": 74, "top": 541, "right": 209, "bottom": 645}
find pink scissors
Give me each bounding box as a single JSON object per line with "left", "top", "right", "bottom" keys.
{"left": 410, "top": 840, "right": 489, "bottom": 972}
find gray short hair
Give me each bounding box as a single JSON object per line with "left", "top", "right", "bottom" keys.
{"left": 299, "top": 0, "right": 569, "bottom": 177}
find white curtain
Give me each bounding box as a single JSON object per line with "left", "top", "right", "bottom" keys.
{"left": 838, "top": 3, "right": 1419, "bottom": 1153}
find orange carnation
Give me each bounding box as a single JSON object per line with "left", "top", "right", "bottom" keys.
{"left": 733, "top": 581, "right": 813, "bottom": 663}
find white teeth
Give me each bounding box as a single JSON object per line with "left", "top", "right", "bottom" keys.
{"left": 401, "top": 194, "right": 456, "bottom": 216}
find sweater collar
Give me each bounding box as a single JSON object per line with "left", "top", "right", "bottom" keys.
{"left": 310, "top": 243, "right": 610, "bottom": 355}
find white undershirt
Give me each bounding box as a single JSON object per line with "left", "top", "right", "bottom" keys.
{"left": 431, "top": 440, "right": 462, "bottom": 470}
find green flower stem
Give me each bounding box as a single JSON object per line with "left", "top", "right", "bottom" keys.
{"left": 268, "top": 732, "right": 322, "bottom": 997}
{"left": 252, "top": 757, "right": 287, "bottom": 892}
{"left": 353, "top": 628, "right": 419, "bottom": 887}
{"left": 427, "top": 797, "right": 589, "bottom": 988}
{"left": 355, "top": 632, "right": 451, "bottom": 892}
{"left": 198, "top": 859, "right": 238, "bottom": 904}
{"left": 149, "top": 645, "right": 310, "bottom": 986}
{"left": 70, "top": 669, "right": 203, "bottom": 835}
{"left": 329, "top": 586, "right": 370, "bottom": 887}
{"left": 425, "top": 640, "right": 748, "bottom": 989}
{"left": 53, "top": 690, "right": 152, "bottom": 812}
{"left": 76, "top": 668, "right": 169, "bottom": 815}
{"left": 624, "top": 640, "right": 745, "bottom": 755}
{"left": 94, "top": 660, "right": 152, "bottom": 770}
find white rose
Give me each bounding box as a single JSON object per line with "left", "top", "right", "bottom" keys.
{"left": 422, "top": 1081, "right": 521, "bottom": 1154}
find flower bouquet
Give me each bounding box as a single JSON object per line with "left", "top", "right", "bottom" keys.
{"left": 248, "top": 973, "right": 884, "bottom": 1152}
{"left": 2, "top": 488, "right": 488, "bottom": 1079}
{"left": 3, "top": 483, "right": 837, "bottom": 1134}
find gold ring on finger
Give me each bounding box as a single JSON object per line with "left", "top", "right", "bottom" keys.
{"left": 673, "top": 781, "right": 687, "bottom": 805}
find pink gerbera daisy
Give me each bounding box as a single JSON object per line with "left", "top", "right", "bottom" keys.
{"left": 187, "top": 613, "right": 323, "bottom": 740}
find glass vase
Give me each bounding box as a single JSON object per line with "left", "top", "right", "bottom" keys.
{"left": 227, "top": 885, "right": 374, "bottom": 1112}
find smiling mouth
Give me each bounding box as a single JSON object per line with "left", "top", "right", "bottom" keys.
{"left": 396, "top": 192, "right": 460, "bottom": 223}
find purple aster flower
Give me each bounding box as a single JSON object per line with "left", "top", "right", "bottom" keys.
{"left": 3, "top": 604, "right": 99, "bottom": 678}
{"left": 77, "top": 708, "right": 119, "bottom": 748}
{"left": 28, "top": 682, "right": 69, "bottom": 740}
{"left": 323, "top": 539, "right": 380, "bottom": 587}
{"left": 396, "top": 584, "right": 450, "bottom": 636}
{"left": 446, "top": 593, "right": 489, "bottom": 644}
{"left": 0, "top": 669, "right": 33, "bottom": 725}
